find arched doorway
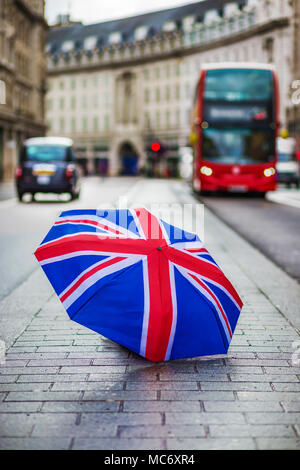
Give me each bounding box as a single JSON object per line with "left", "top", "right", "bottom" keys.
{"left": 119, "top": 142, "right": 139, "bottom": 176}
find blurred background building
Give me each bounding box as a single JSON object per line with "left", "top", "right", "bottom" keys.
{"left": 0, "top": 0, "right": 48, "bottom": 181}
{"left": 1, "top": 0, "right": 299, "bottom": 180}
{"left": 46, "top": 0, "right": 298, "bottom": 177}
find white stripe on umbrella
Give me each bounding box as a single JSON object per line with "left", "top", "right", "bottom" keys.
{"left": 175, "top": 265, "right": 232, "bottom": 346}
{"left": 164, "top": 261, "right": 178, "bottom": 361}
{"left": 62, "top": 254, "right": 145, "bottom": 311}
{"left": 56, "top": 214, "right": 140, "bottom": 238}
{"left": 139, "top": 257, "right": 150, "bottom": 357}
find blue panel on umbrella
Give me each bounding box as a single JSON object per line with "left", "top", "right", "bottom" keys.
{"left": 170, "top": 266, "right": 227, "bottom": 360}
{"left": 204, "top": 279, "right": 241, "bottom": 334}
{"left": 160, "top": 219, "right": 199, "bottom": 244}
{"left": 42, "top": 254, "right": 110, "bottom": 297}
{"left": 42, "top": 224, "right": 107, "bottom": 244}
{"left": 71, "top": 260, "right": 145, "bottom": 355}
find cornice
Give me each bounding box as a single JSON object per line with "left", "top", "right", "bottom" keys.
{"left": 47, "top": 16, "right": 290, "bottom": 77}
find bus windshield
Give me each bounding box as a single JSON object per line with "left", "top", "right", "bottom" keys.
{"left": 204, "top": 68, "right": 273, "bottom": 102}
{"left": 203, "top": 128, "right": 275, "bottom": 164}
{"left": 25, "top": 145, "right": 68, "bottom": 162}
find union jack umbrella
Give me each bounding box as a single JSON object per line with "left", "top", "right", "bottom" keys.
{"left": 34, "top": 208, "right": 243, "bottom": 362}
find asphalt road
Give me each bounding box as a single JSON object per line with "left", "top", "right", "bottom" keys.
{"left": 0, "top": 177, "right": 138, "bottom": 301}
{"left": 0, "top": 177, "right": 299, "bottom": 303}
{"left": 197, "top": 191, "right": 300, "bottom": 282}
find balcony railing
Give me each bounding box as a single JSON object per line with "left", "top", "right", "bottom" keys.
{"left": 183, "top": 10, "right": 256, "bottom": 48}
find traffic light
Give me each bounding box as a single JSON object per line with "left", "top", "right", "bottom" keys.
{"left": 151, "top": 142, "right": 161, "bottom": 152}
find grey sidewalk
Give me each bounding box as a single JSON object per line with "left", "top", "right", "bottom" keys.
{"left": 0, "top": 181, "right": 16, "bottom": 202}
{"left": 0, "top": 186, "right": 300, "bottom": 450}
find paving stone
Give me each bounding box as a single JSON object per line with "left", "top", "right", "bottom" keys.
{"left": 209, "top": 424, "right": 296, "bottom": 438}
{"left": 0, "top": 438, "right": 72, "bottom": 450}
{"left": 123, "top": 401, "right": 201, "bottom": 413}
{"left": 72, "top": 438, "right": 165, "bottom": 450}
{"left": 166, "top": 437, "right": 256, "bottom": 450}
{"left": 119, "top": 424, "right": 206, "bottom": 438}
{"left": 160, "top": 390, "right": 235, "bottom": 401}
{"left": 4, "top": 391, "right": 82, "bottom": 401}
{"left": 256, "top": 438, "right": 300, "bottom": 450}
{"left": 82, "top": 390, "right": 157, "bottom": 401}
{"left": 41, "top": 401, "right": 120, "bottom": 413}
{"left": 165, "top": 412, "right": 246, "bottom": 425}
{"left": 1, "top": 180, "right": 300, "bottom": 450}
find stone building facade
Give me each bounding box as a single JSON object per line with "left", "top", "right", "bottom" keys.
{"left": 0, "top": 0, "right": 48, "bottom": 181}
{"left": 46, "top": 0, "right": 297, "bottom": 177}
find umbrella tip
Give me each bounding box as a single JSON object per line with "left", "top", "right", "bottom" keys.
{"left": 157, "top": 246, "right": 162, "bottom": 251}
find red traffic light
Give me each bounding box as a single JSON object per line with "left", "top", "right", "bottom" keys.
{"left": 151, "top": 142, "right": 161, "bottom": 152}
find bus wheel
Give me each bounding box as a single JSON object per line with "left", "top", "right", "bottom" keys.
{"left": 200, "top": 190, "right": 211, "bottom": 196}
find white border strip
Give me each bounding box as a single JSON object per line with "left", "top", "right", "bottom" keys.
{"left": 139, "top": 258, "right": 150, "bottom": 357}
{"left": 164, "top": 262, "right": 178, "bottom": 361}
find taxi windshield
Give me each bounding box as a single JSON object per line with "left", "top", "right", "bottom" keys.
{"left": 25, "top": 145, "right": 67, "bottom": 162}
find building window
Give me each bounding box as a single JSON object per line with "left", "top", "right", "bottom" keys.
{"left": 166, "top": 110, "right": 170, "bottom": 128}
{"left": 71, "top": 117, "right": 76, "bottom": 132}
{"left": 71, "top": 96, "right": 76, "bottom": 110}
{"left": 175, "top": 83, "right": 180, "bottom": 100}
{"left": 135, "top": 26, "right": 148, "bottom": 41}
{"left": 109, "top": 32, "right": 121, "bottom": 44}
{"left": 182, "top": 15, "right": 195, "bottom": 32}
{"left": 82, "top": 116, "right": 88, "bottom": 132}
{"left": 62, "top": 40, "right": 74, "bottom": 52}
{"left": 104, "top": 114, "right": 110, "bottom": 131}
{"left": 156, "top": 111, "right": 160, "bottom": 128}
{"left": 59, "top": 80, "right": 64, "bottom": 90}
{"left": 60, "top": 117, "right": 65, "bottom": 132}
{"left": 59, "top": 97, "right": 65, "bottom": 110}
{"left": 93, "top": 116, "right": 99, "bottom": 131}
{"left": 165, "top": 85, "right": 170, "bottom": 102}
{"left": 84, "top": 36, "right": 97, "bottom": 50}
{"left": 204, "top": 9, "right": 220, "bottom": 24}
{"left": 163, "top": 21, "right": 176, "bottom": 32}
{"left": 144, "top": 88, "right": 150, "bottom": 103}
{"left": 144, "top": 112, "right": 150, "bottom": 128}
{"left": 186, "top": 109, "right": 190, "bottom": 125}
{"left": 156, "top": 87, "right": 160, "bottom": 103}
{"left": 185, "top": 83, "right": 190, "bottom": 99}
{"left": 71, "top": 78, "right": 76, "bottom": 89}
{"left": 82, "top": 95, "right": 87, "bottom": 109}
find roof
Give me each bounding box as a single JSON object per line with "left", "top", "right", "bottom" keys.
{"left": 202, "top": 62, "right": 276, "bottom": 71}
{"left": 47, "top": 0, "right": 247, "bottom": 55}
{"left": 24, "top": 137, "right": 74, "bottom": 147}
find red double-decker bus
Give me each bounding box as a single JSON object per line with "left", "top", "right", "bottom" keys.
{"left": 191, "top": 63, "right": 280, "bottom": 196}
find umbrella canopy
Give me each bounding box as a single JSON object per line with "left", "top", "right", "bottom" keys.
{"left": 34, "top": 208, "right": 243, "bottom": 362}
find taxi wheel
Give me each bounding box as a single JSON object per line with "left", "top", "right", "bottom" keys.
{"left": 70, "top": 190, "right": 80, "bottom": 201}
{"left": 17, "top": 191, "right": 24, "bottom": 202}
